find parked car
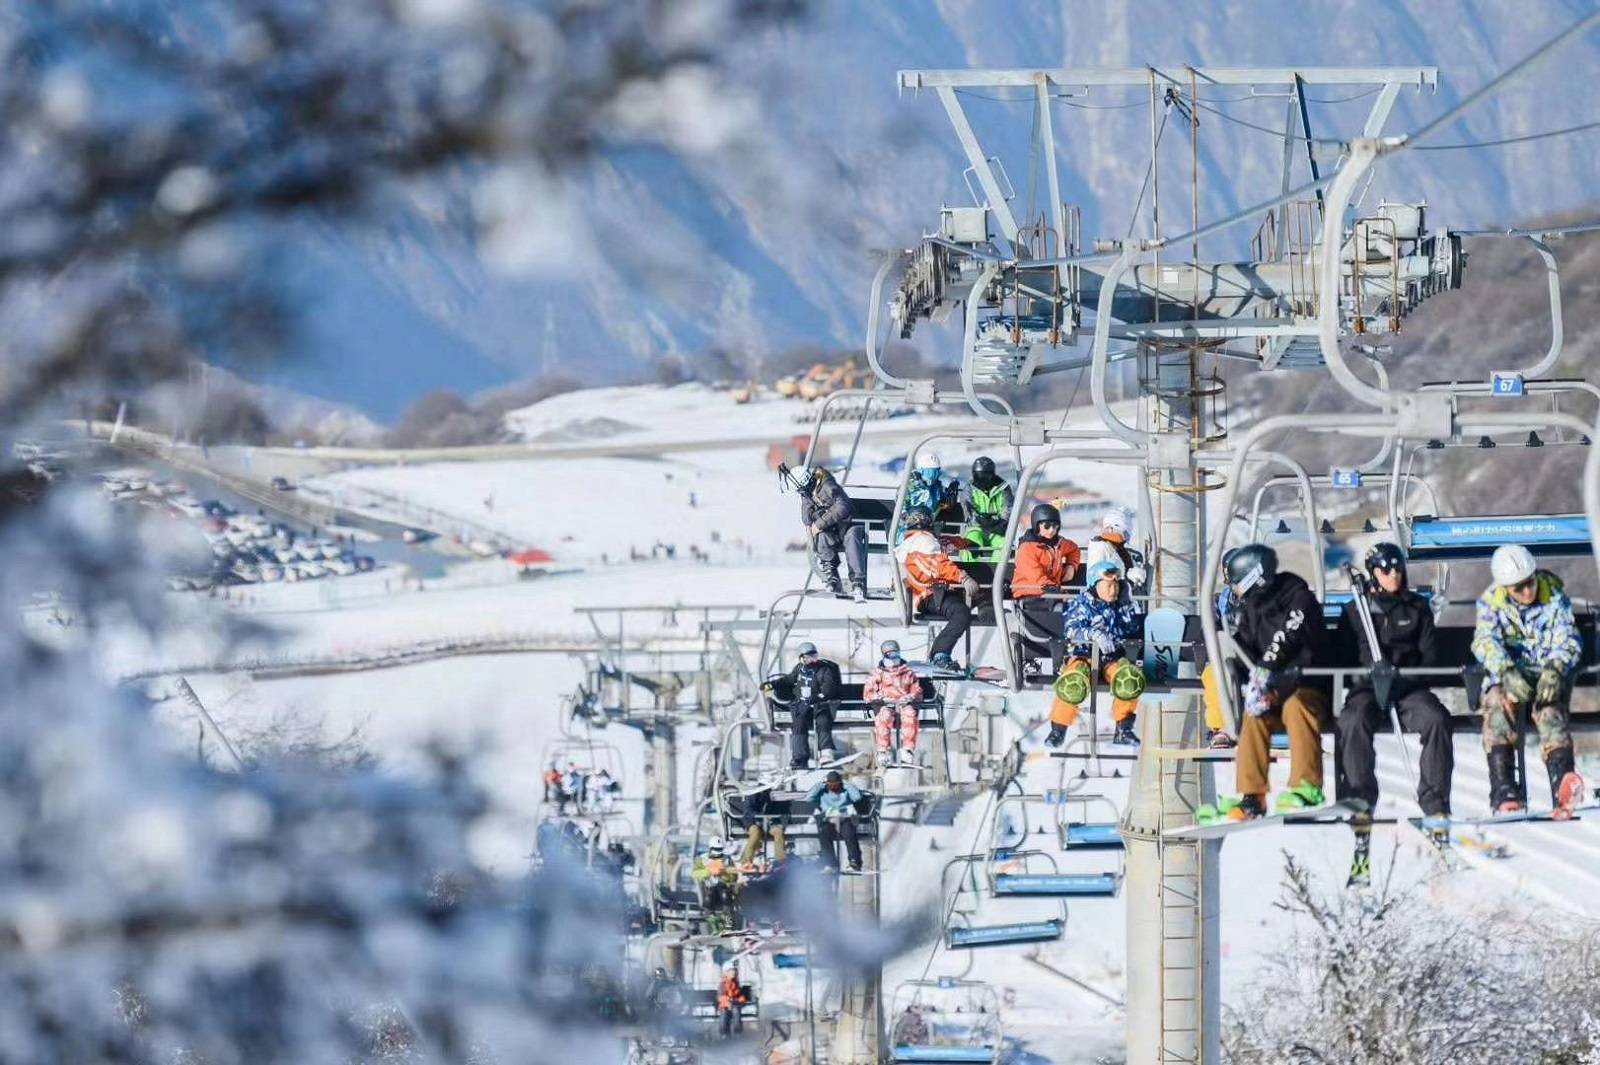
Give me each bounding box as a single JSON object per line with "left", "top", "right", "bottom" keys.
{"left": 271, "top": 476, "right": 295, "bottom": 491}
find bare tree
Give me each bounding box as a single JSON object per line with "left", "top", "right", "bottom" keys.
{"left": 1223, "top": 852, "right": 1600, "bottom": 1064}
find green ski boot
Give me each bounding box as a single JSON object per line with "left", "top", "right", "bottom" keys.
{"left": 1274, "top": 781, "right": 1326, "bottom": 814}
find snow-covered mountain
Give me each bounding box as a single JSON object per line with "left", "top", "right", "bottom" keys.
{"left": 270, "top": 0, "right": 1600, "bottom": 418}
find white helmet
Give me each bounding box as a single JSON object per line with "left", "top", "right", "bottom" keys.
{"left": 1491, "top": 544, "right": 1536, "bottom": 587}
{"left": 1100, "top": 506, "right": 1131, "bottom": 538}
{"left": 918, "top": 450, "right": 942, "bottom": 470}
{"left": 707, "top": 836, "right": 726, "bottom": 852}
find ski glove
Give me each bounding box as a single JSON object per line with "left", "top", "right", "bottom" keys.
{"left": 960, "top": 573, "right": 980, "bottom": 604}
{"left": 1093, "top": 632, "right": 1121, "bottom": 657}
{"left": 1125, "top": 564, "right": 1147, "bottom": 588}
{"left": 1499, "top": 669, "right": 1534, "bottom": 705}
{"left": 1536, "top": 667, "right": 1565, "bottom": 706}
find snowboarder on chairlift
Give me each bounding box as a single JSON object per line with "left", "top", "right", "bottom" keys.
{"left": 798, "top": 466, "right": 867, "bottom": 602}
{"left": 1214, "top": 544, "right": 1329, "bottom": 820}
{"left": 894, "top": 508, "right": 979, "bottom": 673}
{"left": 1046, "top": 559, "right": 1146, "bottom": 748}
{"left": 1471, "top": 544, "right": 1586, "bottom": 817}
{"left": 784, "top": 642, "right": 842, "bottom": 768}
{"left": 806, "top": 770, "right": 865, "bottom": 872}
{"left": 864, "top": 639, "right": 924, "bottom": 768}
{"left": 1010, "top": 503, "right": 1083, "bottom": 670}
{"left": 957, "top": 455, "right": 1014, "bottom": 562}
{"left": 900, "top": 450, "right": 960, "bottom": 540}
{"left": 1335, "top": 542, "right": 1454, "bottom": 819}
{"left": 1084, "top": 506, "right": 1147, "bottom": 596}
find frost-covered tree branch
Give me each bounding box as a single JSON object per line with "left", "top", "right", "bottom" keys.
{"left": 1224, "top": 852, "right": 1600, "bottom": 1064}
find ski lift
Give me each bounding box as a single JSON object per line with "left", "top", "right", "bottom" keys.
{"left": 988, "top": 793, "right": 1123, "bottom": 895}
{"left": 888, "top": 978, "right": 1004, "bottom": 1065}
{"left": 1056, "top": 795, "right": 1125, "bottom": 851}
{"left": 1199, "top": 401, "right": 1597, "bottom": 733}
{"left": 760, "top": 671, "right": 944, "bottom": 732}
{"left": 940, "top": 852, "right": 1067, "bottom": 949}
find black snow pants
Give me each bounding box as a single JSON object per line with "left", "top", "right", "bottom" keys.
{"left": 1338, "top": 686, "right": 1454, "bottom": 817}
{"left": 818, "top": 815, "right": 863, "bottom": 870}
{"left": 814, "top": 524, "right": 867, "bottom": 590}
{"left": 919, "top": 587, "right": 972, "bottom": 659}
{"left": 790, "top": 700, "right": 837, "bottom": 766}
{"left": 1019, "top": 596, "right": 1065, "bottom": 669}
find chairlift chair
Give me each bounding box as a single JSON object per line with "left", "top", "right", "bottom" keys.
{"left": 888, "top": 978, "right": 1004, "bottom": 1065}
{"left": 940, "top": 852, "right": 1068, "bottom": 949}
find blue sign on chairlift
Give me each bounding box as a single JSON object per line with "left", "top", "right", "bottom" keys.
{"left": 1491, "top": 371, "right": 1525, "bottom": 397}
{"left": 1330, "top": 468, "right": 1362, "bottom": 488}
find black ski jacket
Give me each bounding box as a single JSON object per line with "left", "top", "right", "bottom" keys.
{"left": 1335, "top": 586, "right": 1436, "bottom": 697}
{"left": 1228, "top": 571, "right": 1326, "bottom": 691}
{"left": 786, "top": 659, "right": 841, "bottom": 708}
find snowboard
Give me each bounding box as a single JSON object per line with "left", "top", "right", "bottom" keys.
{"left": 906, "top": 661, "right": 1008, "bottom": 684}
{"left": 733, "top": 752, "right": 867, "bottom": 794}
{"left": 1142, "top": 606, "right": 1187, "bottom": 681}
{"left": 1171, "top": 800, "right": 1376, "bottom": 840}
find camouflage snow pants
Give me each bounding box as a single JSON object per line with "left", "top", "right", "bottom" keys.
{"left": 1480, "top": 678, "right": 1571, "bottom": 756}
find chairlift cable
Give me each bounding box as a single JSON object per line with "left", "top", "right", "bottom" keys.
{"left": 1405, "top": 9, "right": 1600, "bottom": 146}
{"left": 1412, "top": 117, "right": 1600, "bottom": 151}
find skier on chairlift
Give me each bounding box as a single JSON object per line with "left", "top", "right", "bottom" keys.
{"left": 784, "top": 642, "right": 841, "bottom": 769}
{"left": 1335, "top": 542, "right": 1453, "bottom": 820}
{"left": 1084, "top": 506, "right": 1147, "bottom": 597}
{"left": 799, "top": 465, "right": 867, "bottom": 603}
{"left": 1471, "top": 544, "right": 1586, "bottom": 817}
{"left": 958, "top": 455, "right": 1013, "bottom": 562}
{"left": 717, "top": 961, "right": 748, "bottom": 1037}
{"left": 1046, "top": 559, "right": 1146, "bottom": 748}
{"left": 894, "top": 508, "right": 979, "bottom": 673}
{"left": 1211, "top": 544, "right": 1329, "bottom": 820}
{"left": 864, "top": 639, "right": 924, "bottom": 768}
{"left": 901, "top": 450, "right": 960, "bottom": 538}
{"left": 690, "top": 837, "right": 739, "bottom": 931}
{"left": 1011, "top": 502, "right": 1082, "bottom": 670}
{"left": 806, "top": 770, "right": 865, "bottom": 872}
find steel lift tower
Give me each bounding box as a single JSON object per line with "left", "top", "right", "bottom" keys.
{"left": 890, "top": 64, "right": 1460, "bottom": 1064}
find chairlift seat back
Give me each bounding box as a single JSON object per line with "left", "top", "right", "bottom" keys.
{"left": 946, "top": 919, "right": 1064, "bottom": 948}
{"left": 993, "top": 873, "right": 1118, "bottom": 897}
{"left": 892, "top": 1047, "right": 996, "bottom": 1064}
{"left": 1406, "top": 514, "right": 1591, "bottom": 561}
{"left": 1062, "top": 823, "right": 1123, "bottom": 849}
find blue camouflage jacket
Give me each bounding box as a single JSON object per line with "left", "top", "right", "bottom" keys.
{"left": 1470, "top": 570, "right": 1582, "bottom": 684}
{"left": 1063, "top": 588, "right": 1142, "bottom": 659}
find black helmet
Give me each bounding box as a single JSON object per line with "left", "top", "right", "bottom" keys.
{"left": 904, "top": 507, "right": 934, "bottom": 531}
{"left": 971, "top": 456, "right": 998, "bottom": 486}
{"left": 1029, "top": 502, "right": 1061, "bottom": 532}
{"left": 1225, "top": 543, "right": 1277, "bottom": 597}
{"left": 1364, "top": 541, "right": 1407, "bottom": 583}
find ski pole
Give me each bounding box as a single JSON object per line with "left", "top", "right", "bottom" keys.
{"left": 1346, "top": 566, "right": 1419, "bottom": 800}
